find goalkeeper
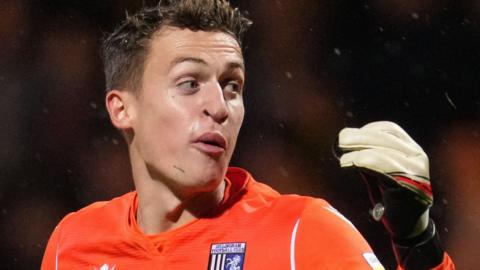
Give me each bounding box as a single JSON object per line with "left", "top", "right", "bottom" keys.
{"left": 42, "top": 0, "right": 454, "bottom": 269}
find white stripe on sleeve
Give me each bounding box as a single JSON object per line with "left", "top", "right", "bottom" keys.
{"left": 290, "top": 218, "right": 301, "bottom": 270}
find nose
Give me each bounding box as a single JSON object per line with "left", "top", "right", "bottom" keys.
{"left": 203, "top": 82, "right": 228, "bottom": 124}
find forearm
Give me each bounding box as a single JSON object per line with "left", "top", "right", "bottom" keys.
{"left": 336, "top": 122, "right": 456, "bottom": 270}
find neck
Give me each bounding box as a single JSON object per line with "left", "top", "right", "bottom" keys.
{"left": 131, "top": 160, "right": 226, "bottom": 235}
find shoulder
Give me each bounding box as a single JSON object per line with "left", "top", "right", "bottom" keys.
{"left": 294, "top": 197, "right": 369, "bottom": 245}
{"left": 300, "top": 198, "right": 358, "bottom": 231}
{"left": 227, "top": 167, "right": 311, "bottom": 209}
{"left": 226, "top": 167, "right": 361, "bottom": 233}
{"left": 292, "top": 199, "right": 380, "bottom": 269}
{"left": 55, "top": 192, "right": 135, "bottom": 234}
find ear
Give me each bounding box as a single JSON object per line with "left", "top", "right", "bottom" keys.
{"left": 105, "top": 90, "right": 136, "bottom": 130}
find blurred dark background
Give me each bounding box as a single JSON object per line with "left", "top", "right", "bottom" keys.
{"left": 1, "top": 0, "right": 479, "bottom": 269}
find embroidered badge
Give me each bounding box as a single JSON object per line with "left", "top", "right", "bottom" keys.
{"left": 362, "top": 252, "right": 385, "bottom": 270}
{"left": 208, "top": 242, "right": 246, "bottom": 270}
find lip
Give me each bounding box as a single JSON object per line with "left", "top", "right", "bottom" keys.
{"left": 193, "top": 131, "right": 227, "bottom": 157}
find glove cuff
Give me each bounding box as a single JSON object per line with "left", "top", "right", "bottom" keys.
{"left": 392, "top": 219, "right": 444, "bottom": 270}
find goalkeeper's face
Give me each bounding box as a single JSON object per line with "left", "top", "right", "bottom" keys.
{"left": 107, "top": 26, "right": 245, "bottom": 196}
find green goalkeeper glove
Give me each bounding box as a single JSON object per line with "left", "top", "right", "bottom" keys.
{"left": 336, "top": 121, "right": 444, "bottom": 269}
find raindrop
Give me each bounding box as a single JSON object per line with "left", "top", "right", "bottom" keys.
{"left": 444, "top": 92, "right": 457, "bottom": 109}
{"left": 278, "top": 166, "right": 289, "bottom": 178}
{"left": 285, "top": 71, "right": 293, "bottom": 79}
{"left": 334, "top": 48, "right": 341, "bottom": 56}
{"left": 411, "top": 13, "right": 419, "bottom": 20}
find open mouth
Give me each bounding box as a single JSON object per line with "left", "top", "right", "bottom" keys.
{"left": 197, "top": 132, "right": 227, "bottom": 149}
{"left": 200, "top": 139, "right": 225, "bottom": 149}
{"left": 194, "top": 132, "right": 227, "bottom": 157}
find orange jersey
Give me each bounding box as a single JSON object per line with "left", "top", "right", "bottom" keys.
{"left": 42, "top": 167, "right": 452, "bottom": 270}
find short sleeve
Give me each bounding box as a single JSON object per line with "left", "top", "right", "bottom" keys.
{"left": 430, "top": 253, "right": 455, "bottom": 270}
{"left": 293, "top": 199, "right": 385, "bottom": 270}
{"left": 41, "top": 223, "right": 62, "bottom": 270}
{"left": 41, "top": 211, "right": 77, "bottom": 270}
{"left": 396, "top": 253, "right": 456, "bottom": 270}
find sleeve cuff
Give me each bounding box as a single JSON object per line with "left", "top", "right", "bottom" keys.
{"left": 392, "top": 219, "right": 445, "bottom": 270}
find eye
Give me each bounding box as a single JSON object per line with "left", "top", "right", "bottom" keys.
{"left": 177, "top": 80, "right": 200, "bottom": 93}
{"left": 222, "top": 80, "right": 243, "bottom": 98}
{"left": 224, "top": 81, "right": 240, "bottom": 92}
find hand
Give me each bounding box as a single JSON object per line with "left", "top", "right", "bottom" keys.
{"left": 336, "top": 122, "right": 450, "bottom": 269}
{"left": 336, "top": 121, "right": 432, "bottom": 239}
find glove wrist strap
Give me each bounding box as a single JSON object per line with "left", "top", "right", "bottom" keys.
{"left": 392, "top": 219, "right": 444, "bottom": 270}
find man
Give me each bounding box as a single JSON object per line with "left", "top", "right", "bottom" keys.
{"left": 42, "top": 0, "right": 454, "bottom": 269}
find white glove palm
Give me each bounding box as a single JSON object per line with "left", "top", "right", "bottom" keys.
{"left": 339, "top": 121, "right": 433, "bottom": 206}
{"left": 337, "top": 121, "right": 433, "bottom": 238}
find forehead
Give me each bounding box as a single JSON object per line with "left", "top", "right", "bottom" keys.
{"left": 146, "top": 26, "right": 244, "bottom": 66}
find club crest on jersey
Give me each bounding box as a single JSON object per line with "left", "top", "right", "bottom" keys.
{"left": 208, "top": 242, "right": 246, "bottom": 270}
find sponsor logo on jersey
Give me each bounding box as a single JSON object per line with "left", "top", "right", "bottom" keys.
{"left": 363, "top": 252, "right": 385, "bottom": 270}
{"left": 208, "top": 242, "right": 246, "bottom": 270}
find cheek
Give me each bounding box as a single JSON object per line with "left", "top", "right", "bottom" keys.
{"left": 232, "top": 103, "right": 245, "bottom": 129}
{"left": 229, "top": 95, "right": 244, "bottom": 113}
{"left": 136, "top": 106, "right": 186, "bottom": 148}
{"left": 141, "top": 96, "right": 193, "bottom": 132}
{"left": 236, "top": 111, "right": 245, "bottom": 132}
{"left": 138, "top": 115, "right": 191, "bottom": 165}
{"left": 228, "top": 105, "right": 245, "bottom": 143}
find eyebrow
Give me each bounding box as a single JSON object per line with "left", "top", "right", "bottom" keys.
{"left": 168, "top": 56, "right": 245, "bottom": 73}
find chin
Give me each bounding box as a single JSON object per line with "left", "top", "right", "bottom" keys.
{"left": 190, "top": 165, "right": 227, "bottom": 191}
